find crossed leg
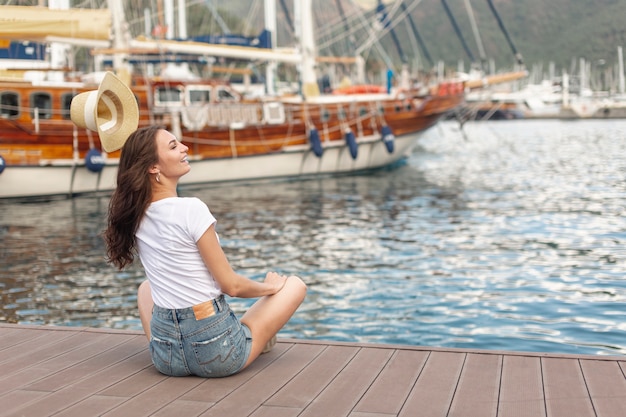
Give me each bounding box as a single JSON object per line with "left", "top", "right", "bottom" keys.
{"left": 136, "top": 275, "right": 307, "bottom": 365}
{"left": 240, "top": 275, "right": 307, "bottom": 368}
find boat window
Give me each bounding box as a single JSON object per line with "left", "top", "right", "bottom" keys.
{"left": 30, "top": 92, "right": 52, "bottom": 119}
{"left": 216, "top": 88, "right": 237, "bottom": 102}
{"left": 187, "top": 88, "right": 211, "bottom": 104}
{"left": 338, "top": 107, "right": 346, "bottom": 120}
{"left": 321, "top": 107, "right": 330, "bottom": 122}
{"left": 0, "top": 92, "right": 19, "bottom": 118}
{"left": 155, "top": 86, "right": 182, "bottom": 106}
{"left": 359, "top": 107, "right": 368, "bottom": 117}
{"left": 61, "top": 93, "right": 75, "bottom": 119}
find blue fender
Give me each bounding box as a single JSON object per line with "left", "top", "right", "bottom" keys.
{"left": 0, "top": 155, "right": 5, "bottom": 174}
{"left": 345, "top": 130, "right": 358, "bottom": 160}
{"left": 381, "top": 125, "right": 395, "bottom": 153}
{"left": 85, "top": 149, "right": 105, "bottom": 173}
{"left": 309, "top": 128, "right": 323, "bottom": 157}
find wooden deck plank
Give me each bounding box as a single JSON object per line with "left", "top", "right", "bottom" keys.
{"left": 98, "top": 366, "right": 169, "bottom": 398}
{"left": 264, "top": 344, "right": 357, "bottom": 408}
{"left": 543, "top": 357, "right": 596, "bottom": 417}
{"left": 2, "top": 324, "right": 626, "bottom": 417}
{"left": 179, "top": 343, "right": 293, "bottom": 405}
{"left": 296, "top": 347, "right": 394, "bottom": 417}
{"left": 103, "top": 376, "right": 207, "bottom": 417}
{"left": 581, "top": 359, "right": 626, "bottom": 417}
{"left": 352, "top": 349, "right": 429, "bottom": 415}
{"left": 53, "top": 395, "right": 128, "bottom": 417}
{"left": 250, "top": 405, "right": 302, "bottom": 417}
{"left": 0, "top": 333, "right": 128, "bottom": 393}
{"left": 448, "top": 353, "right": 502, "bottom": 417}
{"left": 398, "top": 351, "right": 465, "bottom": 417}
{"left": 198, "top": 343, "right": 340, "bottom": 416}
{"left": 25, "top": 335, "right": 146, "bottom": 392}
{"left": 8, "top": 340, "right": 150, "bottom": 416}
{"left": 0, "top": 329, "right": 85, "bottom": 374}
{"left": 151, "top": 399, "right": 214, "bottom": 417}
{"left": 0, "top": 389, "right": 49, "bottom": 417}
{"left": 0, "top": 327, "right": 47, "bottom": 350}
{"left": 498, "top": 355, "right": 546, "bottom": 417}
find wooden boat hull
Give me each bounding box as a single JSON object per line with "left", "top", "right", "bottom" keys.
{"left": 0, "top": 130, "right": 423, "bottom": 199}
{"left": 0, "top": 78, "right": 464, "bottom": 199}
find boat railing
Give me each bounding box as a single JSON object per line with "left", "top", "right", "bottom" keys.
{"left": 179, "top": 102, "right": 286, "bottom": 130}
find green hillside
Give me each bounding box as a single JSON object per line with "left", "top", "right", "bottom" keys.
{"left": 191, "top": 0, "right": 626, "bottom": 76}
{"left": 4, "top": 0, "right": 623, "bottom": 78}
{"left": 404, "top": 0, "right": 626, "bottom": 71}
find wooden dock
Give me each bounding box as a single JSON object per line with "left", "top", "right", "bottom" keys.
{"left": 1, "top": 323, "right": 626, "bottom": 417}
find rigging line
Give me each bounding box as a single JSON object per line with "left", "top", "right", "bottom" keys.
{"left": 202, "top": 0, "right": 231, "bottom": 34}
{"left": 485, "top": 0, "right": 523, "bottom": 65}
{"left": 311, "top": 2, "right": 344, "bottom": 57}
{"left": 315, "top": 3, "right": 370, "bottom": 49}
{"left": 312, "top": 2, "right": 385, "bottom": 62}
{"left": 243, "top": 0, "right": 262, "bottom": 38}
{"left": 352, "top": 6, "right": 394, "bottom": 70}
{"left": 400, "top": 0, "right": 433, "bottom": 67}
{"left": 335, "top": 0, "right": 356, "bottom": 51}
{"left": 377, "top": 0, "right": 407, "bottom": 64}
{"left": 317, "top": 0, "right": 411, "bottom": 53}
{"left": 463, "top": 0, "right": 487, "bottom": 64}
{"left": 278, "top": 0, "right": 295, "bottom": 35}
{"left": 441, "top": 0, "right": 476, "bottom": 63}
{"left": 354, "top": 0, "right": 405, "bottom": 56}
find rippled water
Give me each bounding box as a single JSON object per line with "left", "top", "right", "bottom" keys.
{"left": 2, "top": 119, "right": 626, "bottom": 356}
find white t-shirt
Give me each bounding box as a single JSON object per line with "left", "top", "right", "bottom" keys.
{"left": 136, "top": 197, "right": 222, "bottom": 309}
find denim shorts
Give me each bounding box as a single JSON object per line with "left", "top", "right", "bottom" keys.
{"left": 149, "top": 295, "right": 253, "bottom": 378}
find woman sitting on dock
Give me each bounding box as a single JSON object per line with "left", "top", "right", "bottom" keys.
{"left": 103, "top": 125, "right": 307, "bottom": 377}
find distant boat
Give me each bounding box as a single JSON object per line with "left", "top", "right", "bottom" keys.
{"left": 459, "top": 49, "right": 626, "bottom": 120}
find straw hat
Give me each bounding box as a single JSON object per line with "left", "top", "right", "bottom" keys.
{"left": 70, "top": 71, "right": 139, "bottom": 152}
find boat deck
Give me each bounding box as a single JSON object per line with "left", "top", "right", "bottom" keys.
{"left": 1, "top": 323, "right": 626, "bottom": 417}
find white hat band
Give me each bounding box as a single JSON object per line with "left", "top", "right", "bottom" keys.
{"left": 84, "top": 91, "right": 99, "bottom": 132}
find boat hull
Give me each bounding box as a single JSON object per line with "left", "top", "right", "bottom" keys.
{"left": 0, "top": 77, "right": 464, "bottom": 199}
{"left": 0, "top": 131, "right": 421, "bottom": 199}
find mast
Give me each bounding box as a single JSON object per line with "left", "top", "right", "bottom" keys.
{"left": 47, "top": 0, "right": 71, "bottom": 78}
{"left": 298, "top": 0, "right": 318, "bottom": 97}
{"left": 265, "top": 0, "right": 278, "bottom": 95}
{"left": 107, "top": 0, "right": 130, "bottom": 73}
{"left": 178, "top": 0, "right": 187, "bottom": 39}
{"left": 618, "top": 46, "right": 625, "bottom": 94}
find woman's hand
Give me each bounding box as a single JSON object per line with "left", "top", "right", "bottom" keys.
{"left": 264, "top": 271, "right": 289, "bottom": 294}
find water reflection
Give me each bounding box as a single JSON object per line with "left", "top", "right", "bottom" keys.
{"left": 2, "top": 119, "right": 626, "bottom": 355}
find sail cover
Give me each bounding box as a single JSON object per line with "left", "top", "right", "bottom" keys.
{"left": 0, "top": 6, "right": 110, "bottom": 41}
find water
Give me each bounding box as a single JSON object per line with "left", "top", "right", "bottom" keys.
{"left": 2, "top": 119, "right": 626, "bottom": 356}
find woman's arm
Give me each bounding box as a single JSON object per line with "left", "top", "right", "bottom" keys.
{"left": 197, "top": 224, "right": 286, "bottom": 298}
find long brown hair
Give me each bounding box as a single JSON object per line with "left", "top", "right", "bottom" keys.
{"left": 104, "top": 125, "right": 162, "bottom": 269}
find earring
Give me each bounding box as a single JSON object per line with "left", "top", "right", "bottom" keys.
{"left": 156, "top": 172, "right": 161, "bottom": 183}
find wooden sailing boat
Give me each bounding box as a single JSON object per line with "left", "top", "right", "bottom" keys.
{"left": 0, "top": 0, "right": 466, "bottom": 200}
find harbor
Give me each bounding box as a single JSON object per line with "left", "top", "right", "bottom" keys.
{"left": 1, "top": 1, "right": 626, "bottom": 415}
{"left": 2, "top": 119, "right": 626, "bottom": 356}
